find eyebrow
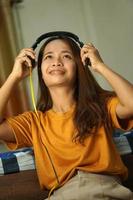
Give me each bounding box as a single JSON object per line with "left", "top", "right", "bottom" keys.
{"left": 43, "top": 50, "right": 73, "bottom": 57}
{"left": 43, "top": 51, "right": 53, "bottom": 56}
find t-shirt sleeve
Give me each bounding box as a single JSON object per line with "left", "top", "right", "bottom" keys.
{"left": 5, "top": 112, "right": 33, "bottom": 150}
{"left": 107, "top": 97, "right": 133, "bottom": 131}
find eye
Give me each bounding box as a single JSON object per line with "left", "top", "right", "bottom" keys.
{"left": 44, "top": 55, "right": 53, "bottom": 60}
{"left": 63, "top": 54, "right": 72, "bottom": 59}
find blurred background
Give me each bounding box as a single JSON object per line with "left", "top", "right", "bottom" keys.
{"left": 0, "top": 0, "right": 133, "bottom": 151}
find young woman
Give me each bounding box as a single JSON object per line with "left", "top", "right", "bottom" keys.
{"left": 0, "top": 35, "right": 133, "bottom": 200}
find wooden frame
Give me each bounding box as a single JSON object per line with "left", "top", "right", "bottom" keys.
{"left": 0, "top": 154, "right": 132, "bottom": 200}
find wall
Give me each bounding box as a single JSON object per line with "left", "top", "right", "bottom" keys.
{"left": 12, "top": 0, "right": 133, "bottom": 96}
{"left": 0, "top": 0, "right": 133, "bottom": 152}
{"left": 83, "top": 0, "right": 133, "bottom": 88}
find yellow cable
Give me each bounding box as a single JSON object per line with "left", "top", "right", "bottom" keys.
{"left": 48, "top": 184, "right": 59, "bottom": 200}
{"left": 29, "top": 67, "right": 60, "bottom": 200}
{"left": 29, "top": 67, "right": 39, "bottom": 118}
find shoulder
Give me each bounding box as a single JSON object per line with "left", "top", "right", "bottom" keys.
{"left": 6, "top": 110, "right": 46, "bottom": 124}
{"left": 106, "top": 97, "right": 133, "bottom": 130}
{"left": 106, "top": 96, "right": 119, "bottom": 120}
{"left": 107, "top": 97, "right": 119, "bottom": 110}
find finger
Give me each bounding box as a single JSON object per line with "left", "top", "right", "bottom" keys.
{"left": 81, "top": 53, "right": 90, "bottom": 65}
{"left": 82, "top": 44, "right": 95, "bottom": 53}
{"left": 80, "top": 46, "right": 90, "bottom": 58}
{"left": 19, "top": 48, "right": 36, "bottom": 59}
{"left": 87, "top": 42, "right": 94, "bottom": 47}
{"left": 84, "top": 42, "right": 94, "bottom": 47}
{"left": 24, "top": 57, "right": 32, "bottom": 67}
{"left": 17, "top": 53, "right": 36, "bottom": 68}
{"left": 18, "top": 56, "right": 32, "bottom": 67}
{"left": 81, "top": 43, "right": 97, "bottom": 58}
{"left": 19, "top": 51, "right": 35, "bottom": 60}
{"left": 20, "top": 48, "right": 35, "bottom": 54}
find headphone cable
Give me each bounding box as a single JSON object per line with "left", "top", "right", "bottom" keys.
{"left": 29, "top": 67, "right": 60, "bottom": 199}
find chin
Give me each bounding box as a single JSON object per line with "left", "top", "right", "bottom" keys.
{"left": 47, "top": 80, "right": 71, "bottom": 88}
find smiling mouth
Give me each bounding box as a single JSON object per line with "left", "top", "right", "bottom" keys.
{"left": 49, "top": 70, "right": 65, "bottom": 75}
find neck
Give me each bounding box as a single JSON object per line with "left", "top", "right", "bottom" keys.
{"left": 49, "top": 87, "right": 75, "bottom": 113}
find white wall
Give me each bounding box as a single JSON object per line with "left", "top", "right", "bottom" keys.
{"left": 1, "top": 0, "right": 133, "bottom": 152}
{"left": 12, "top": 0, "right": 90, "bottom": 107}
{"left": 1, "top": 0, "right": 132, "bottom": 152}
{"left": 83, "top": 0, "right": 133, "bottom": 88}
{"left": 12, "top": 0, "right": 133, "bottom": 100}
{"left": 14, "top": 0, "right": 133, "bottom": 91}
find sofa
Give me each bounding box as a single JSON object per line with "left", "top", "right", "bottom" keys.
{"left": 0, "top": 154, "right": 132, "bottom": 200}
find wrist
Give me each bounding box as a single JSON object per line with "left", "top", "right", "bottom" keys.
{"left": 95, "top": 62, "right": 108, "bottom": 74}
{"left": 8, "top": 72, "right": 21, "bottom": 84}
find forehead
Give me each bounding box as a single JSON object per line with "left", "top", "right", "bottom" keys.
{"left": 43, "top": 39, "right": 72, "bottom": 53}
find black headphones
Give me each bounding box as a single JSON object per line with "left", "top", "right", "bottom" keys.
{"left": 31, "top": 31, "right": 84, "bottom": 50}
{"left": 31, "top": 31, "right": 90, "bottom": 66}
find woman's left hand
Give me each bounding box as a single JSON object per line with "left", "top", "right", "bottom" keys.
{"left": 80, "top": 43, "right": 104, "bottom": 72}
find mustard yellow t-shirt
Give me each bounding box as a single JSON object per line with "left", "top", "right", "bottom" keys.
{"left": 5, "top": 97, "right": 133, "bottom": 190}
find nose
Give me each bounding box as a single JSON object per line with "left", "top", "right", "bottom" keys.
{"left": 52, "top": 57, "right": 62, "bottom": 67}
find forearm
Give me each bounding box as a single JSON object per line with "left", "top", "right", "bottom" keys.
{"left": 98, "top": 63, "right": 133, "bottom": 109}
{"left": 0, "top": 73, "right": 19, "bottom": 122}
{"left": 81, "top": 43, "right": 133, "bottom": 115}
{"left": 0, "top": 48, "right": 35, "bottom": 123}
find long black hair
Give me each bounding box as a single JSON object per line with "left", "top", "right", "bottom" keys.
{"left": 37, "top": 36, "right": 116, "bottom": 143}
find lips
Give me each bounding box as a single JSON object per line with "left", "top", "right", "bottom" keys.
{"left": 49, "top": 68, "right": 65, "bottom": 75}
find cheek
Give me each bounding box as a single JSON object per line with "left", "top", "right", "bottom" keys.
{"left": 69, "top": 64, "right": 77, "bottom": 77}
{"left": 41, "top": 64, "right": 48, "bottom": 83}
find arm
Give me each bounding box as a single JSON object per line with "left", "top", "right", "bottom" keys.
{"left": 81, "top": 43, "right": 133, "bottom": 119}
{"left": 0, "top": 73, "right": 19, "bottom": 122}
{"left": 96, "top": 63, "right": 133, "bottom": 119}
{"left": 0, "top": 48, "right": 35, "bottom": 141}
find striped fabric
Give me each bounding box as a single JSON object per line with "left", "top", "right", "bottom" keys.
{"left": 0, "top": 148, "right": 35, "bottom": 175}
{"left": 113, "top": 130, "right": 133, "bottom": 155}
{"left": 0, "top": 131, "right": 132, "bottom": 175}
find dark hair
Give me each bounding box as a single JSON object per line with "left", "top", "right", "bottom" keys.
{"left": 37, "top": 36, "right": 116, "bottom": 143}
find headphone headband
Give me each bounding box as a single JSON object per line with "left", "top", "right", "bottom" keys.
{"left": 31, "top": 31, "right": 84, "bottom": 50}
{"left": 31, "top": 31, "right": 90, "bottom": 66}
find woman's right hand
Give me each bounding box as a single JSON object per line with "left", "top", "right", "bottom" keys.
{"left": 11, "top": 48, "right": 36, "bottom": 81}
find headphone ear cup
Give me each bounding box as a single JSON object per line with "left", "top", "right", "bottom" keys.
{"left": 31, "top": 58, "right": 36, "bottom": 68}
{"left": 84, "top": 58, "right": 91, "bottom": 67}
{"left": 27, "top": 56, "right": 36, "bottom": 68}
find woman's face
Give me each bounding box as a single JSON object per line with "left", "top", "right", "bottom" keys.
{"left": 41, "top": 39, "right": 77, "bottom": 89}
